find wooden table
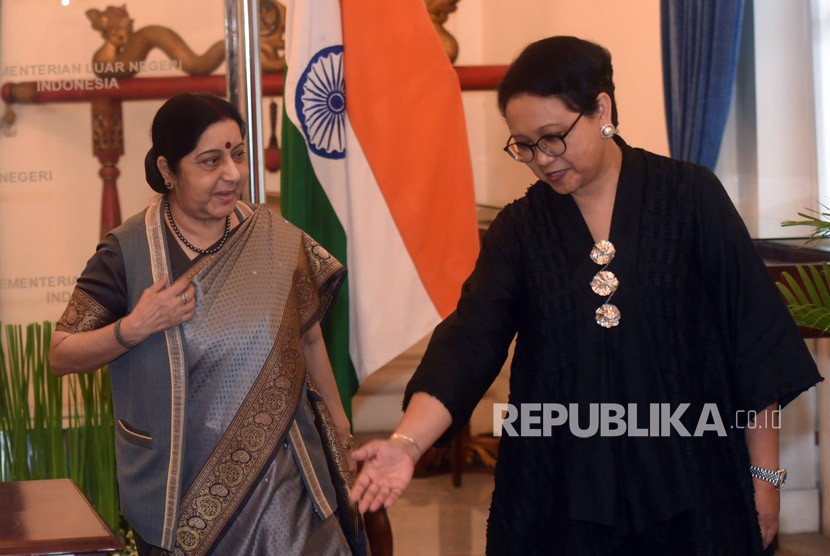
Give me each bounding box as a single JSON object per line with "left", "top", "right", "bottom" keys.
{"left": 0, "top": 479, "right": 123, "bottom": 555}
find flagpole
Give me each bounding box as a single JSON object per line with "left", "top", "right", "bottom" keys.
{"left": 224, "top": 0, "right": 266, "bottom": 204}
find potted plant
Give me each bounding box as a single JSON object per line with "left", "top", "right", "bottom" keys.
{"left": 0, "top": 321, "right": 134, "bottom": 553}
{"left": 775, "top": 210, "right": 830, "bottom": 333}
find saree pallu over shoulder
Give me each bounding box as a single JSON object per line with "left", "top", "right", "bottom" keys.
{"left": 171, "top": 205, "right": 346, "bottom": 555}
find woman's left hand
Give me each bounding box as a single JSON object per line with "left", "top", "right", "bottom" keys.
{"left": 349, "top": 438, "right": 416, "bottom": 513}
{"left": 753, "top": 479, "right": 780, "bottom": 549}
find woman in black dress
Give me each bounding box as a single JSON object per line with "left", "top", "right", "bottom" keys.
{"left": 350, "top": 36, "right": 822, "bottom": 555}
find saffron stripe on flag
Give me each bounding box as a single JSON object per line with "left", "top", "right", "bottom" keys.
{"left": 342, "top": 0, "right": 479, "bottom": 317}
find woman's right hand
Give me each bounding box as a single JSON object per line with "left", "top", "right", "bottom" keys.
{"left": 50, "top": 274, "right": 196, "bottom": 375}
{"left": 349, "top": 438, "right": 418, "bottom": 513}
{"left": 121, "top": 274, "right": 195, "bottom": 344}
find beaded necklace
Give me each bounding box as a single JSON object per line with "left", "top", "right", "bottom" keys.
{"left": 164, "top": 197, "right": 231, "bottom": 255}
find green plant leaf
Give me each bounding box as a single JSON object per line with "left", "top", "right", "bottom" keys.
{"left": 782, "top": 207, "right": 830, "bottom": 243}
{"left": 776, "top": 263, "right": 830, "bottom": 332}
{"left": 778, "top": 271, "right": 810, "bottom": 306}
{"left": 0, "top": 321, "right": 120, "bottom": 531}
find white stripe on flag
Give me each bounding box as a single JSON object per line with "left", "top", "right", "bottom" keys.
{"left": 284, "top": 0, "right": 441, "bottom": 380}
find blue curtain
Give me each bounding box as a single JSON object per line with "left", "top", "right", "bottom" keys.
{"left": 661, "top": 0, "right": 745, "bottom": 169}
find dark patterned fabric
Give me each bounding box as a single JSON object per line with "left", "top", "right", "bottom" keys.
{"left": 404, "top": 137, "right": 822, "bottom": 555}
{"left": 56, "top": 287, "right": 115, "bottom": 333}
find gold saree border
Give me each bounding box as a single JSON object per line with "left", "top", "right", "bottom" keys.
{"left": 298, "top": 234, "right": 345, "bottom": 334}
{"left": 145, "top": 198, "right": 195, "bottom": 550}
{"left": 289, "top": 420, "right": 335, "bottom": 519}
{"left": 308, "top": 383, "right": 354, "bottom": 503}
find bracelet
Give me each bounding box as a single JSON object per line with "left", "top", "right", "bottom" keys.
{"left": 114, "top": 318, "right": 139, "bottom": 350}
{"left": 390, "top": 433, "right": 422, "bottom": 459}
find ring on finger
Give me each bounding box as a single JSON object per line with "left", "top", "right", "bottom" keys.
{"left": 181, "top": 292, "right": 188, "bottom": 304}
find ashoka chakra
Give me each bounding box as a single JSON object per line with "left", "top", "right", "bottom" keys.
{"left": 296, "top": 45, "right": 346, "bottom": 159}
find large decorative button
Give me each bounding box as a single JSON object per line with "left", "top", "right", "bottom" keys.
{"left": 590, "top": 240, "right": 620, "bottom": 328}
{"left": 590, "top": 240, "right": 616, "bottom": 265}
{"left": 590, "top": 270, "right": 619, "bottom": 297}
{"left": 595, "top": 304, "right": 621, "bottom": 328}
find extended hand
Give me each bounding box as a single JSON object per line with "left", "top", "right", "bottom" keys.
{"left": 349, "top": 439, "right": 416, "bottom": 513}
{"left": 753, "top": 479, "right": 780, "bottom": 549}
{"left": 121, "top": 274, "right": 195, "bottom": 343}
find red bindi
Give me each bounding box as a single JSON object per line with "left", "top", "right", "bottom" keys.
{"left": 225, "top": 141, "right": 232, "bottom": 149}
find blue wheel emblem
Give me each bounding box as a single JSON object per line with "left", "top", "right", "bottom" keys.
{"left": 296, "top": 45, "right": 346, "bottom": 159}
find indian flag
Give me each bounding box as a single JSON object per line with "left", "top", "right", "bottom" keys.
{"left": 281, "top": 0, "right": 479, "bottom": 414}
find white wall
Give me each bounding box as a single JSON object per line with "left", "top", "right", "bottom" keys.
{"left": 448, "top": 0, "right": 668, "bottom": 206}
{"left": 754, "top": 0, "right": 818, "bottom": 222}
{"left": 717, "top": 0, "right": 820, "bottom": 235}
{"left": 813, "top": 0, "right": 830, "bottom": 207}
{"left": 0, "top": 0, "right": 225, "bottom": 323}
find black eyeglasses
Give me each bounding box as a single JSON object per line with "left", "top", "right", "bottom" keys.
{"left": 504, "top": 112, "right": 584, "bottom": 163}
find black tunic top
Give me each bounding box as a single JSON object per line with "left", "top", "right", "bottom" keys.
{"left": 404, "top": 138, "right": 822, "bottom": 555}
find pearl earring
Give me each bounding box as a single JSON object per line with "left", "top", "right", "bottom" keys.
{"left": 600, "top": 124, "right": 616, "bottom": 139}
{"left": 165, "top": 181, "right": 172, "bottom": 189}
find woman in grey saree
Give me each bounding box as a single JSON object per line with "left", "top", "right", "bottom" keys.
{"left": 50, "top": 93, "right": 364, "bottom": 556}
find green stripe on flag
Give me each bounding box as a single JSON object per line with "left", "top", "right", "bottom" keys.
{"left": 280, "top": 103, "right": 359, "bottom": 421}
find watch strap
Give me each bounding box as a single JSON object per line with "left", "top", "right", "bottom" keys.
{"left": 749, "top": 465, "right": 787, "bottom": 490}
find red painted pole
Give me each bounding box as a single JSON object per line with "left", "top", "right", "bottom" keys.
{"left": 1, "top": 66, "right": 506, "bottom": 104}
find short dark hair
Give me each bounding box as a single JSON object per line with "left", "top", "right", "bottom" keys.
{"left": 497, "top": 36, "right": 618, "bottom": 127}
{"left": 144, "top": 93, "right": 246, "bottom": 193}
